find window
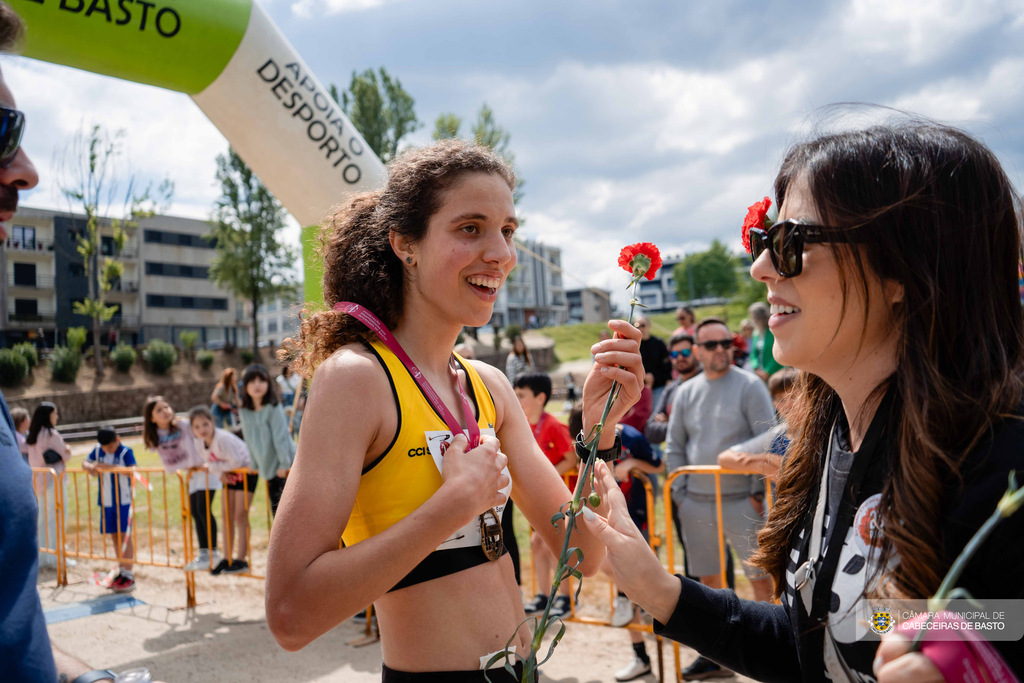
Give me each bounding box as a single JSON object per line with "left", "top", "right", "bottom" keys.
{"left": 101, "top": 236, "right": 115, "bottom": 256}
{"left": 147, "top": 294, "right": 228, "bottom": 310}
{"left": 13, "top": 262, "right": 35, "bottom": 286}
{"left": 14, "top": 299, "right": 38, "bottom": 315}
{"left": 12, "top": 225, "right": 34, "bottom": 248}
{"left": 145, "top": 261, "right": 210, "bottom": 278}
{"left": 69, "top": 263, "right": 86, "bottom": 277}
{"left": 268, "top": 320, "right": 278, "bottom": 333}
{"left": 266, "top": 300, "right": 278, "bottom": 313}
{"left": 144, "top": 229, "right": 215, "bottom": 249}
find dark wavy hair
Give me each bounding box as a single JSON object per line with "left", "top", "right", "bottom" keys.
{"left": 283, "top": 140, "right": 515, "bottom": 376}
{"left": 26, "top": 401, "right": 57, "bottom": 445}
{"left": 751, "top": 117, "right": 1024, "bottom": 600}
{"left": 240, "top": 364, "right": 279, "bottom": 410}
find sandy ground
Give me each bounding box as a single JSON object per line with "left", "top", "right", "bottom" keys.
{"left": 39, "top": 558, "right": 757, "bottom": 683}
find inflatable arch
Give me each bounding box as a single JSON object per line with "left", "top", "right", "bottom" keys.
{"left": 10, "top": 0, "right": 385, "bottom": 305}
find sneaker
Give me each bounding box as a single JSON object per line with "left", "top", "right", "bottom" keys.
{"left": 614, "top": 655, "right": 652, "bottom": 681}
{"left": 222, "top": 560, "right": 249, "bottom": 575}
{"left": 210, "top": 558, "right": 231, "bottom": 575}
{"left": 99, "top": 567, "right": 120, "bottom": 588}
{"left": 611, "top": 595, "right": 634, "bottom": 628}
{"left": 524, "top": 593, "right": 549, "bottom": 616}
{"left": 681, "top": 656, "right": 732, "bottom": 680}
{"left": 183, "top": 549, "right": 210, "bottom": 572}
{"left": 548, "top": 595, "right": 572, "bottom": 619}
{"left": 210, "top": 550, "right": 224, "bottom": 569}
{"left": 109, "top": 572, "right": 135, "bottom": 593}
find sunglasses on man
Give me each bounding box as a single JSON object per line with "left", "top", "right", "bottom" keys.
{"left": 0, "top": 107, "right": 24, "bottom": 168}
{"left": 696, "top": 339, "right": 733, "bottom": 351}
{"left": 669, "top": 349, "right": 692, "bottom": 358}
{"left": 749, "top": 218, "right": 867, "bottom": 278}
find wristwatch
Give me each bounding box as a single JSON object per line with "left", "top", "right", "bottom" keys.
{"left": 68, "top": 670, "right": 117, "bottom": 683}
{"left": 575, "top": 433, "right": 622, "bottom": 462}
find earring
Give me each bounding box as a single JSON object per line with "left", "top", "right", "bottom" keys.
{"left": 406, "top": 257, "right": 413, "bottom": 264}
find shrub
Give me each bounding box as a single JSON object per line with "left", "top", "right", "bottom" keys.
{"left": 240, "top": 349, "right": 255, "bottom": 365}
{"left": 111, "top": 343, "right": 137, "bottom": 372}
{"left": 197, "top": 349, "right": 215, "bottom": 370}
{"left": 504, "top": 324, "right": 523, "bottom": 343}
{"left": 67, "top": 327, "right": 87, "bottom": 354}
{"left": 144, "top": 339, "right": 178, "bottom": 375}
{"left": 13, "top": 342, "right": 38, "bottom": 369}
{"left": 0, "top": 348, "right": 28, "bottom": 386}
{"left": 49, "top": 346, "right": 81, "bottom": 383}
{"left": 180, "top": 331, "right": 198, "bottom": 359}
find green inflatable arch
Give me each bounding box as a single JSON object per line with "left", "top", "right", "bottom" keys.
{"left": 10, "top": 0, "right": 387, "bottom": 306}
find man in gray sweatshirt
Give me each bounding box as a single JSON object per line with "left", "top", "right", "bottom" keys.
{"left": 666, "top": 318, "right": 776, "bottom": 598}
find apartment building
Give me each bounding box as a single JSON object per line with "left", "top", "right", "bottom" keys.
{"left": 566, "top": 287, "right": 611, "bottom": 324}
{"left": 1, "top": 207, "right": 249, "bottom": 348}
{"left": 635, "top": 253, "right": 683, "bottom": 313}
{"left": 490, "top": 238, "right": 568, "bottom": 329}
{"left": 254, "top": 284, "right": 303, "bottom": 348}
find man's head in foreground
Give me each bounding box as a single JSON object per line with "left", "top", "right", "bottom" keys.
{"left": 0, "top": 3, "right": 37, "bottom": 242}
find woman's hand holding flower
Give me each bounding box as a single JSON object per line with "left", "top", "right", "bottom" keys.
{"left": 585, "top": 320, "right": 645, "bottom": 448}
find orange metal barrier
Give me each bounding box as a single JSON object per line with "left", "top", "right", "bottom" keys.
{"left": 662, "top": 466, "right": 774, "bottom": 683}
{"left": 183, "top": 467, "right": 277, "bottom": 582}
{"left": 57, "top": 467, "right": 197, "bottom": 605}
{"left": 31, "top": 467, "right": 68, "bottom": 585}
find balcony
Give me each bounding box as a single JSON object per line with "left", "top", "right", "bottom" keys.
{"left": 8, "top": 274, "right": 55, "bottom": 289}
{"left": 109, "top": 280, "right": 140, "bottom": 294}
{"left": 5, "top": 238, "right": 55, "bottom": 254}
{"left": 8, "top": 311, "right": 56, "bottom": 325}
{"left": 105, "top": 315, "right": 140, "bottom": 328}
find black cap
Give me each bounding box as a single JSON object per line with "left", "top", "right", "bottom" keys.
{"left": 97, "top": 427, "right": 118, "bottom": 445}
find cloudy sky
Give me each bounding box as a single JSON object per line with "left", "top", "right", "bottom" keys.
{"left": 6, "top": 0, "right": 1024, "bottom": 306}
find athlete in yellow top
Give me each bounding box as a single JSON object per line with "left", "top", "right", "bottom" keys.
{"left": 266, "top": 140, "right": 645, "bottom": 681}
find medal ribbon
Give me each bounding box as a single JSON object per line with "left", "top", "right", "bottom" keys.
{"left": 333, "top": 302, "right": 480, "bottom": 450}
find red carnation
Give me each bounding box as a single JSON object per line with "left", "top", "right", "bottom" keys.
{"left": 742, "top": 197, "right": 772, "bottom": 254}
{"left": 618, "top": 242, "right": 663, "bottom": 281}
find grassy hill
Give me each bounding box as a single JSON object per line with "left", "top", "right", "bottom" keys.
{"left": 538, "top": 301, "right": 749, "bottom": 362}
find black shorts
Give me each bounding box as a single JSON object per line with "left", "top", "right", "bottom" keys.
{"left": 225, "top": 472, "right": 259, "bottom": 493}
{"left": 381, "top": 662, "right": 534, "bottom": 682}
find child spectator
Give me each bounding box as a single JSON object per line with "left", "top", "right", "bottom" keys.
{"left": 238, "top": 365, "right": 295, "bottom": 516}
{"left": 23, "top": 402, "right": 71, "bottom": 569}
{"left": 210, "top": 368, "right": 239, "bottom": 429}
{"left": 189, "top": 405, "right": 254, "bottom": 575}
{"left": 143, "top": 395, "right": 223, "bottom": 572}
{"left": 10, "top": 407, "right": 28, "bottom": 461}
{"left": 83, "top": 427, "right": 137, "bottom": 592}
{"left": 608, "top": 423, "right": 664, "bottom": 681}
{"left": 514, "top": 373, "right": 575, "bottom": 619}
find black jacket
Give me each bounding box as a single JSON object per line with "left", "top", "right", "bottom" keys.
{"left": 654, "top": 396, "right": 1024, "bottom": 682}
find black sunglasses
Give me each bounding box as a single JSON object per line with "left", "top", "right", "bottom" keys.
{"left": 749, "top": 219, "right": 867, "bottom": 278}
{"left": 669, "top": 349, "right": 692, "bottom": 358}
{"left": 697, "top": 339, "right": 733, "bottom": 351}
{"left": 0, "top": 107, "right": 24, "bottom": 168}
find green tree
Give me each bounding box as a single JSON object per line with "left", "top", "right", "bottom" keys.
{"left": 329, "top": 67, "right": 419, "bottom": 163}
{"left": 209, "top": 148, "right": 297, "bottom": 358}
{"left": 57, "top": 124, "right": 172, "bottom": 375}
{"left": 432, "top": 113, "right": 462, "bottom": 140}
{"left": 471, "top": 103, "right": 524, "bottom": 204}
{"left": 674, "top": 239, "right": 739, "bottom": 301}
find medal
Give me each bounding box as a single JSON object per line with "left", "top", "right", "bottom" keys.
{"left": 479, "top": 508, "right": 505, "bottom": 561}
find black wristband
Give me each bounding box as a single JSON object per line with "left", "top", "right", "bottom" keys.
{"left": 70, "top": 671, "right": 117, "bottom": 683}
{"left": 575, "top": 433, "right": 622, "bottom": 462}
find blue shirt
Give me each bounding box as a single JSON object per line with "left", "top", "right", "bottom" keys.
{"left": 85, "top": 443, "right": 137, "bottom": 508}
{"left": 619, "top": 424, "right": 661, "bottom": 529}
{"left": 0, "top": 390, "right": 57, "bottom": 681}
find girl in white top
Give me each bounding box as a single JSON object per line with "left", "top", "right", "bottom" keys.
{"left": 189, "top": 405, "right": 255, "bottom": 575}
{"left": 23, "top": 402, "right": 71, "bottom": 568}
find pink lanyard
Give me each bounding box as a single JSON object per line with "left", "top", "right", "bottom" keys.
{"left": 333, "top": 302, "right": 480, "bottom": 450}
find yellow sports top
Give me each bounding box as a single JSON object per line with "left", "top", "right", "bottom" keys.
{"left": 341, "top": 339, "right": 508, "bottom": 591}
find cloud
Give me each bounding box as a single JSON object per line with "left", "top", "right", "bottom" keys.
{"left": 891, "top": 57, "right": 1024, "bottom": 122}
{"left": 291, "top": 0, "right": 390, "bottom": 18}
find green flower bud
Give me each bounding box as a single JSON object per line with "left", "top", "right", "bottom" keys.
{"left": 589, "top": 492, "right": 602, "bottom": 508}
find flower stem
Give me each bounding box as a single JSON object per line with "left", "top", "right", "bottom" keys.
{"left": 523, "top": 277, "right": 642, "bottom": 674}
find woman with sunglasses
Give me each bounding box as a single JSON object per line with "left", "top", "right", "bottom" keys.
{"left": 583, "top": 119, "right": 1024, "bottom": 683}
{"left": 264, "top": 141, "right": 644, "bottom": 681}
